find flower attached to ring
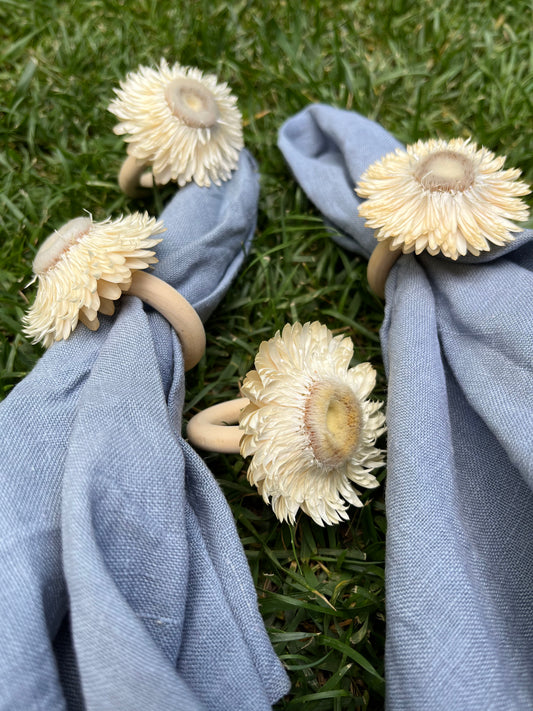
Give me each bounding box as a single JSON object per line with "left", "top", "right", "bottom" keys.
{"left": 23, "top": 213, "right": 165, "bottom": 347}
{"left": 356, "top": 138, "right": 530, "bottom": 259}
{"left": 239, "top": 322, "right": 386, "bottom": 526}
{"left": 108, "top": 59, "right": 244, "bottom": 188}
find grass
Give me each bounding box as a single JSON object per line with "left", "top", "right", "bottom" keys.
{"left": 2, "top": 0, "right": 533, "bottom": 707}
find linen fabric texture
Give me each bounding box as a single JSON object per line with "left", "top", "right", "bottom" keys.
{"left": 0, "top": 150, "right": 290, "bottom": 710}
{"left": 279, "top": 105, "right": 533, "bottom": 710}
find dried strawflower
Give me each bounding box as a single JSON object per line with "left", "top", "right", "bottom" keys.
{"left": 23, "top": 213, "right": 165, "bottom": 347}
{"left": 109, "top": 59, "right": 243, "bottom": 188}
{"left": 357, "top": 138, "right": 530, "bottom": 259}
{"left": 239, "top": 322, "right": 386, "bottom": 526}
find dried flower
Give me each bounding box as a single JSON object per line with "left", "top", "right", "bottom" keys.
{"left": 23, "top": 213, "right": 164, "bottom": 347}
{"left": 239, "top": 322, "right": 386, "bottom": 526}
{"left": 357, "top": 138, "right": 530, "bottom": 259}
{"left": 109, "top": 59, "right": 243, "bottom": 188}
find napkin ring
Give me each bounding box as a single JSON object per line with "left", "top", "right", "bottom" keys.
{"left": 187, "top": 397, "right": 247, "bottom": 453}
{"left": 187, "top": 322, "right": 386, "bottom": 527}
{"left": 22, "top": 214, "right": 206, "bottom": 371}
{"left": 128, "top": 271, "right": 206, "bottom": 370}
{"left": 357, "top": 138, "right": 531, "bottom": 299}
{"left": 119, "top": 156, "right": 157, "bottom": 199}
{"left": 367, "top": 240, "right": 402, "bottom": 298}
{"left": 109, "top": 59, "right": 244, "bottom": 197}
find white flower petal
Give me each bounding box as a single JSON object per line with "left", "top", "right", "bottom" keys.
{"left": 239, "top": 322, "right": 386, "bottom": 526}
{"left": 109, "top": 59, "right": 243, "bottom": 188}
{"left": 23, "top": 213, "right": 165, "bottom": 347}
{"left": 357, "top": 138, "right": 530, "bottom": 259}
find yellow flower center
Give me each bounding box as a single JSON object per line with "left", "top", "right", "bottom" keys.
{"left": 304, "top": 380, "right": 361, "bottom": 468}
{"left": 415, "top": 150, "right": 475, "bottom": 193}
{"left": 165, "top": 77, "right": 219, "bottom": 129}
{"left": 32, "top": 217, "right": 92, "bottom": 275}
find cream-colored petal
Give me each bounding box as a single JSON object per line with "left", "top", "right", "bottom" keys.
{"left": 109, "top": 59, "right": 243, "bottom": 188}
{"left": 356, "top": 137, "right": 530, "bottom": 259}
{"left": 23, "top": 213, "right": 165, "bottom": 346}
{"left": 239, "top": 322, "right": 386, "bottom": 526}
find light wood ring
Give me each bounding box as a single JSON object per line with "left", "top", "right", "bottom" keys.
{"left": 118, "top": 155, "right": 155, "bottom": 198}
{"left": 367, "top": 238, "right": 402, "bottom": 299}
{"left": 128, "top": 271, "right": 206, "bottom": 371}
{"left": 186, "top": 398, "right": 249, "bottom": 453}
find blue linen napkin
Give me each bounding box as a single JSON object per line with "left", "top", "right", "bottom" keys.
{"left": 279, "top": 105, "right": 533, "bottom": 710}
{"left": 0, "top": 149, "right": 290, "bottom": 710}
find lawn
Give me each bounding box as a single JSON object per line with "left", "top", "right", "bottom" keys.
{"left": 2, "top": 0, "right": 533, "bottom": 708}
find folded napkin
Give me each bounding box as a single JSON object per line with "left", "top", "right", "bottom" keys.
{"left": 279, "top": 105, "right": 533, "bottom": 710}
{"left": 0, "top": 149, "right": 290, "bottom": 710}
